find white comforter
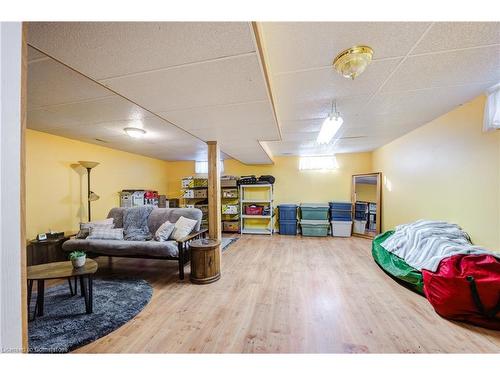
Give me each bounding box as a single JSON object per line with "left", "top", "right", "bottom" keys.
{"left": 380, "top": 220, "right": 496, "bottom": 272}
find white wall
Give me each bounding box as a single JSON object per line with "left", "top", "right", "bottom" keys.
{"left": 0, "top": 22, "right": 23, "bottom": 353}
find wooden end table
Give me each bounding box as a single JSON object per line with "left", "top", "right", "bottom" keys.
{"left": 189, "top": 239, "right": 221, "bottom": 284}
{"left": 27, "top": 259, "right": 98, "bottom": 320}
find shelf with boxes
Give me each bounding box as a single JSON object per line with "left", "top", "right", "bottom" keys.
{"left": 221, "top": 176, "right": 240, "bottom": 233}
{"left": 181, "top": 177, "right": 209, "bottom": 229}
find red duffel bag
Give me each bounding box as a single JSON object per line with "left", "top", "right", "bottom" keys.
{"left": 423, "top": 254, "right": 500, "bottom": 330}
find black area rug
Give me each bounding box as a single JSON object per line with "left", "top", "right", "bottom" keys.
{"left": 221, "top": 237, "right": 238, "bottom": 252}
{"left": 28, "top": 278, "right": 152, "bottom": 353}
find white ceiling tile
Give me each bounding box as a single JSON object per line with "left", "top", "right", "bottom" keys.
{"left": 273, "top": 59, "right": 401, "bottom": 121}
{"left": 412, "top": 22, "right": 500, "bottom": 55}
{"left": 28, "top": 52, "right": 111, "bottom": 108}
{"left": 28, "top": 47, "right": 48, "bottom": 62}
{"left": 160, "top": 101, "right": 275, "bottom": 131}
{"left": 28, "top": 22, "right": 256, "bottom": 80}
{"left": 261, "top": 22, "right": 431, "bottom": 73}
{"left": 382, "top": 46, "right": 500, "bottom": 92}
{"left": 33, "top": 96, "right": 152, "bottom": 127}
{"left": 276, "top": 94, "right": 371, "bottom": 122}
{"left": 100, "top": 54, "right": 268, "bottom": 113}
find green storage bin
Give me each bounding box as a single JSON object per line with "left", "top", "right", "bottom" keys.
{"left": 300, "top": 219, "right": 330, "bottom": 237}
{"left": 300, "top": 203, "right": 329, "bottom": 220}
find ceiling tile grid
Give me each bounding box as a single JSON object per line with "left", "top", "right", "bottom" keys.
{"left": 28, "top": 22, "right": 280, "bottom": 164}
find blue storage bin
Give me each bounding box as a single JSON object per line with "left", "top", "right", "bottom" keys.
{"left": 329, "top": 201, "right": 352, "bottom": 211}
{"left": 279, "top": 219, "right": 297, "bottom": 235}
{"left": 355, "top": 211, "right": 368, "bottom": 220}
{"left": 330, "top": 209, "right": 352, "bottom": 221}
{"left": 278, "top": 204, "right": 298, "bottom": 221}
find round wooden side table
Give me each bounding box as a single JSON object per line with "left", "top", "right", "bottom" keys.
{"left": 189, "top": 239, "right": 221, "bottom": 284}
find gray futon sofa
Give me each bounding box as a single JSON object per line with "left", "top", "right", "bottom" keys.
{"left": 62, "top": 207, "right": 207, "bottom": 279}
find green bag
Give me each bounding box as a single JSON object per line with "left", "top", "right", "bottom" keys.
{"left": 372, "top": 231, "right": 424, "bottom": 295}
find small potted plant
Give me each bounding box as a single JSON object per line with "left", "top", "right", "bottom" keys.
{"left": 69, "top": 251, "right": 86, "bottom": 268}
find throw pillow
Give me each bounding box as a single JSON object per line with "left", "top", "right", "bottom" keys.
{"left": 87, "top": 227, "right": 124, "bottom": 240}
{"left": 76, "top": 220, "right": 115, "bottom": 239}
{"left": 154, "top": 221, "right": 175, "bottom": 242}
{"left": 170, "top": 216, "right": 198, "bottom": 241}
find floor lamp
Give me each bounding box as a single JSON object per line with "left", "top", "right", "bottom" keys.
{"left": 78, "top": 161, "right": 100, "bottom": 222}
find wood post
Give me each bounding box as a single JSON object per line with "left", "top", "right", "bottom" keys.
{"left": 207, "top": 141, "right": 221, "bottom": 241}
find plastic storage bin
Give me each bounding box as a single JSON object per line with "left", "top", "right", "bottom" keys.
{"left": 278, "top": 204, "right": 298, "bottom": 221}
{"left": 329, "top": 202, "right": 352, "bottom": 211}
{"left": 300, "top": 203, "right": 329, "bottom": 220}
{"left": 330, "top": 209, "right": 352, "bottom": 221}
{"left": 279, "top": 219, "right": 297, "bottom": 235}
{"left": 300, "top": 219, "right": 330, "bottom": 237}
{"left": 331, "top": 221, "right": 352, "bottom": 237}
{"left": 353, "top": 220, "right": 367, "bottom": 234}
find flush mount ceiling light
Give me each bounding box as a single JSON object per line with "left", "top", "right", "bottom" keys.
{"left": 317, "top": 100, "right": 344, "bottom": 144}
{"left": 124, "top": 127, "right": 146, "bottom": 139}
{"left": 333, "top": 45, "right": 373, "bottom": 80}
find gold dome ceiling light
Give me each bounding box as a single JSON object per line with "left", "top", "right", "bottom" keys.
{"left": 333, "top": 45, "right": 374, "bottom": 80}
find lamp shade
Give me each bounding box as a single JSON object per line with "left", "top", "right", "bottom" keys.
{"left": 78, "top": 161, "right": 100, "bottom": 169}
{"left": 88, "top": 191, "right": 100, "bottom": 202}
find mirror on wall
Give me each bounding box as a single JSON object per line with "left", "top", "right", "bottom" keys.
{"left": 351, "top": 173, "right": 381, "bottom": 238}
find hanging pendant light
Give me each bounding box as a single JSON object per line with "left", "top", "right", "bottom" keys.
{"left": 317, "top": 100, "right": 344, "bottom": 144}
{"left": 333, "top": 45, "right": 373, "bottom": 80}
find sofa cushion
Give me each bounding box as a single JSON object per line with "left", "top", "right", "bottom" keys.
{"left": 62, "top": 238, "right": 179, "bottom": 258}
{"left": 87, "top": 227, "right": 124, "bottom": 240}
{"left": 148, "top": 208, "right": 202, "bottom": 234}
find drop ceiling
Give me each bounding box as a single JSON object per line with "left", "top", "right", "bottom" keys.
{"left": 27, "top": 22, "right": 500, "bottom": 163}
{"left": 27, "top": 22, "right": 280, "bottom": 164}
{"left": 258, "top": 22, "right": 500, "bottom": 156}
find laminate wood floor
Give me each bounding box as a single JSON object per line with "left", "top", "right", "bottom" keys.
{"left": 73, "top": 235, "right": 500, "bottom": 353}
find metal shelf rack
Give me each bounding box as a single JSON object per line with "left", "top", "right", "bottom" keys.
{"left": 239, "top": 184, "right": 274, "bottom": 235}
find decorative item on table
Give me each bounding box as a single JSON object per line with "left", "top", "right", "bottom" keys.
{"left": 47, "top": 231, "right": 65, "bottom": 240}
{"left": 69, "top": 251, "right": 86, "bottom": 268}
{"left": 245, "top": 205, "right": 264, "bottom": 216}
{"left": 36, "top": 233, "right": 48, "bottom": 241}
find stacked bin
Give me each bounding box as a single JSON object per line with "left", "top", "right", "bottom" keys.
{"left": 278, "top": 204, "right": 298, "bottom": 235}
{"left": 299, "top": 203, "right": 330, "bottom": 236}
{"left": 353, "top": 202, "right": 368, "bottom": 234}
{"left": 329, "top": 202, "right": 353, "bottom": 237}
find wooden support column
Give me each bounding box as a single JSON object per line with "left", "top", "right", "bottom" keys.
{"left": 207, "top": 141, "right": 221, "bottom": 241}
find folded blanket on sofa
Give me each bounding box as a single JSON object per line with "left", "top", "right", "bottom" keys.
{"left": 380, "top": 220, "right": 496, "bottom": 272}
{"left": 123, "top": 205, "right": 154, "bottom": 241}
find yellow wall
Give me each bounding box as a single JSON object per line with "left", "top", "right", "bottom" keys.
{"left": 373, "top": 96, "right": 500, "bottom": 251}
{"left": 26, "top": 130, "right": 169, "bottom": 239}
{"left": 166, "top": 153, "right": 373, "bottom": 205}
{"left": 355, "top": 183, "right": 377, "bottom": 203}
